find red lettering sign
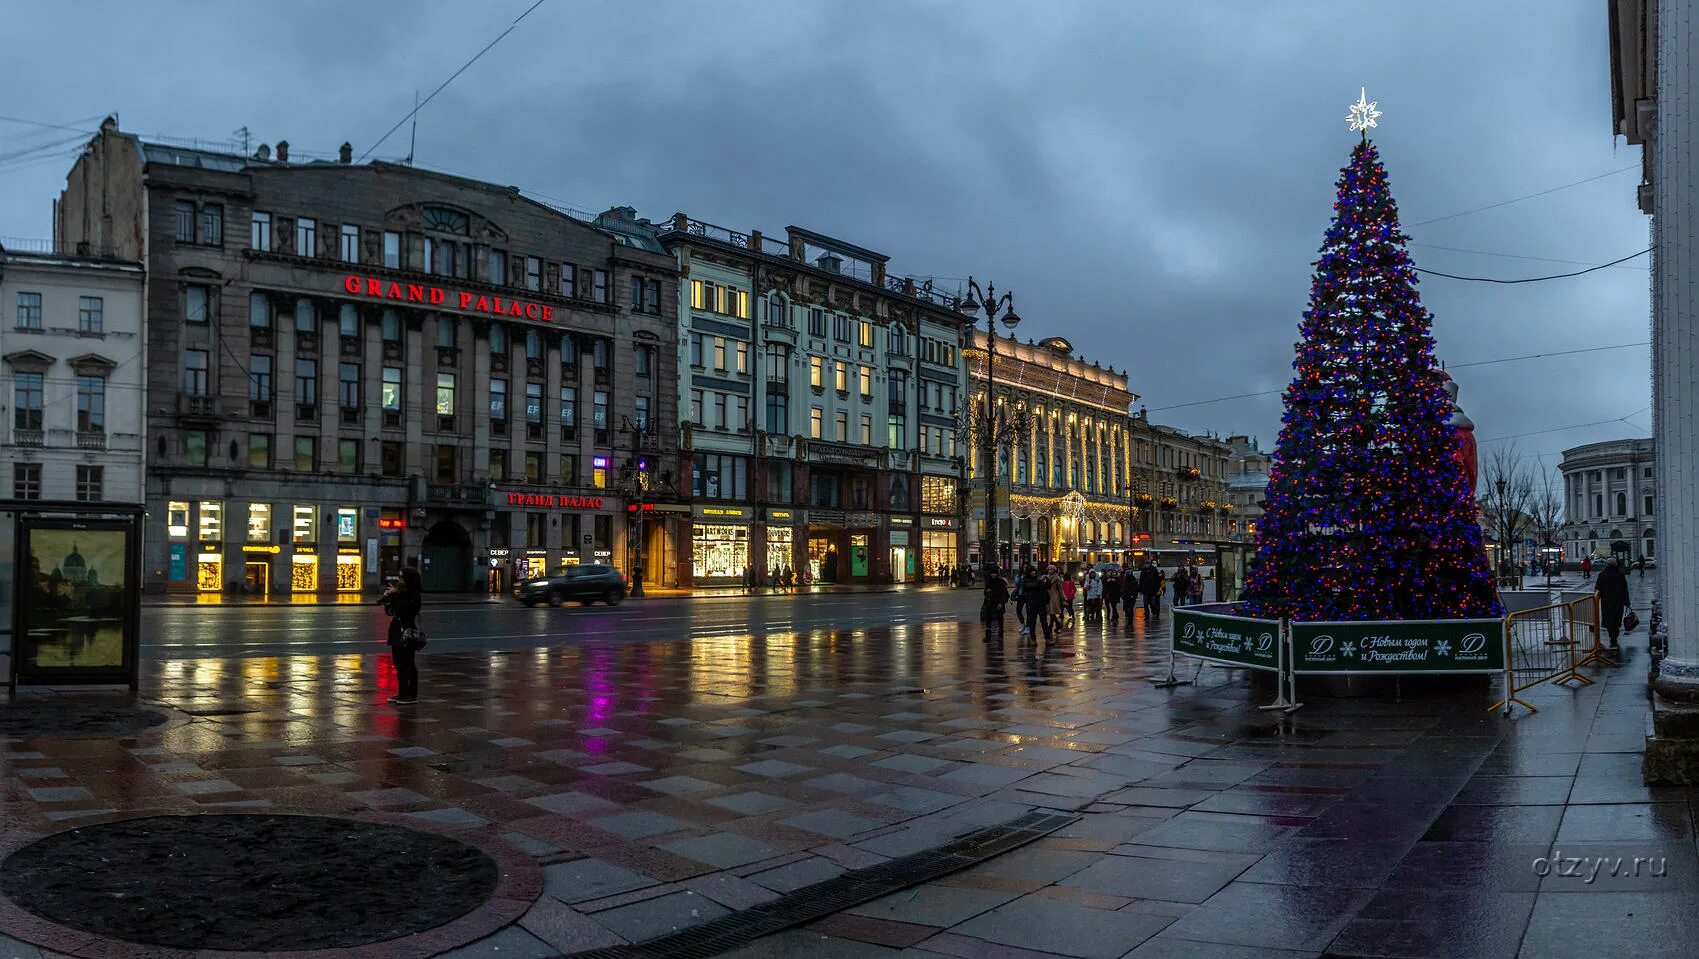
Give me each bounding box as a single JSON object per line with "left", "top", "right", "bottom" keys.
{"left": 342, "top": 275, "right": 554, "bottom": 323}
{"left": 505, "top": 492, "right": 603, "bottom": 510}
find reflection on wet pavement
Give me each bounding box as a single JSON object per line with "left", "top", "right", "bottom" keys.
{"left": 0, "top": 580, "right": 1687, "bottom": 958}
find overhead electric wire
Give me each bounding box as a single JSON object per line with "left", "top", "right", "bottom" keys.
{"left": 1409, "top": 242, "right": 1648, "bottom": 271}
{"left": 0, "top": 113, "right": 103, "bottom": 136}
{"left": 357, "top": 0, "right": 550, "bottom": 162}
{"left": 1409, "top": 165, "right": 1640, "bottom": 227}
{"left": 1480, "top": 407, "right": 1650, "bottom": 444}
{"left": 1147, "top": 341, "right": 1650, "bottom": 413}
{"left": 1413, "top": 249, "right": 1650, "bottom": 284}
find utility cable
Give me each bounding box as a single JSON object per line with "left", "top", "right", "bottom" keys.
{"left": 358, "top": 0, "right": 550, "bottom": 162}
{"left": 1413, "top": 249, "right": 1649, "bottom": 283}
{"left": 1409, "top": 165, "right": 1640, "bottom": 227}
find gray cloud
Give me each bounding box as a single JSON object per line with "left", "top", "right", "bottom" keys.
{"left": 0, "top": 0, "right": 1649, "bottom": 472}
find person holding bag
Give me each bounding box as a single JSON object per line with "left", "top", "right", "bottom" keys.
{"left": 381, "top": 566, "right": 425, "bottom": 704}
{"left": 1595, "top": 557, "right": 1631, "bottom": 651}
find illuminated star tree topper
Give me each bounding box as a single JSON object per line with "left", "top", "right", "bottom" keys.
{"left": 1346, "top": 87, "right": 1381, "bottom": 134}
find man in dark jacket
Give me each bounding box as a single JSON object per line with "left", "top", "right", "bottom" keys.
{"left": 1596, "top": 558, "right": 1631, "bottom": 650}
{"left": 1139, "top": 563, "right": 1162, "bottom": 622}
{"left": 1103, "top": 571, "right": 1122, "bottom": 624}
{"left": 982, "top": 569, "right": 1010, "bottom": 634}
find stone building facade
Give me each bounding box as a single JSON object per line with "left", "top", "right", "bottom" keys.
{"left": 56, "top": 119, "right": 681, "bottom": 595}
{"left": 1, "top": 245, "right": 146, "bottom": 506}
{"left": 1224, "top": 434, "right": 1269, "bottom": 543}
{"left": 652, "top": 213, "right": 970, "bottom": 585}
{"left": 1559, "top": 437, "right": 1656, "bottom": 564}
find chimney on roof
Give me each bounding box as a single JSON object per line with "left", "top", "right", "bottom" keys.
{"left": 816, "top": 252, "right": 843, "bottom": 273}
{"left": 255, "top": 144, "right": 271, "bottom": 160}
{"left": 338, "top": 142, "right": 352, "bottom": 164}
{"left": 275, "top": 140, "right": 289, "bottom": 162}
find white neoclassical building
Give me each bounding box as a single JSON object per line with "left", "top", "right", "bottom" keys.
{"left": 1559, "top": 438, "right": 1655, "bottom": 564}
{"left": 1, "top": 244, "right": 146, "bottom": 505}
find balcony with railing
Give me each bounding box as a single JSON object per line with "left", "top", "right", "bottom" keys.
{"left": 11, "top": 428, "right": 43, "bottom": 447}
{"left": 75, "top": 431, "right": 106, "bottom": 450}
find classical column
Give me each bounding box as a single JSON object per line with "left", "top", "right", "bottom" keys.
{"left": 1653, "top": 0, "right": 1699, "bottom": 702}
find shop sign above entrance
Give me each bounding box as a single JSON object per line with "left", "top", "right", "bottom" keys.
{"left": 695, "top": 505, "right": 750, "bottom": 520}
{"left": 504, "top": 492, "right": 603, "bottom": 509}
{"left": 343, "top": 274, "right": 555, "bottom": 322}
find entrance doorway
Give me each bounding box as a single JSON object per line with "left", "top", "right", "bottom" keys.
{"left": 487, "top": 565, "right": 506, "bottom": 594}
{"left": 421, "top": 520, "right": 472, "bottom": 592}
{"left": 890, "top": 547, "right": 908, "bottom": 583}
{"left": 807, "top": 530, "right": 841, "bottom": 583}
{"left": 244, "top": 562, "right": 269, "bottom": 596}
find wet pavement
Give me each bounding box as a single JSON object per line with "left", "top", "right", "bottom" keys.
{"left": 0, "top": 579, "right": 1688, "bottom": 958}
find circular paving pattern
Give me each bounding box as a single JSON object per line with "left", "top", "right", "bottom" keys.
{"left": 0, "top": 814, "right": 500, "bottom": 951}
{"left": 0, "top": 700, "right": 166, "bottom": 739}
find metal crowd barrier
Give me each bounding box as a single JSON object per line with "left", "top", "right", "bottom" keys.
{"left": 1492, "top": 595, "right": 1604, "bottom": 714}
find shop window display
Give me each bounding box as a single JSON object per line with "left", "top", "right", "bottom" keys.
{"left": 692, "top": 525, "right": 749, "bottom": 580}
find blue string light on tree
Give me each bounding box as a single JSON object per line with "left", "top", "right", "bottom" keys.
{"left": 1241, "top": 90, "right": 1501, "bottom": 623}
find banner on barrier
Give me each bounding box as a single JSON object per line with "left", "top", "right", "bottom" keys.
{"left": 1171, "top": 605, "right": 1282, "bottom": 672}
{"left": 1289, "top": 618, "right": 1506, "bottom": 674}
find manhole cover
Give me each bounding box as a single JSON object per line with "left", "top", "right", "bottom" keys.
{"left": 0, "top": 700, "right": 167, "bottom": 739}
{"left": 0, "top": 814, "right": 500, "bottom": 951}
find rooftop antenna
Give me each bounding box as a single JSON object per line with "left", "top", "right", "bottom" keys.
{"left": 233, "top": 126, "right": 250, "bottom": 155}
{"left": 405, "top": 91, "right": 419, "bottom": 165}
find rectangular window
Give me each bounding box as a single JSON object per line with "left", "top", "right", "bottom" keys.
{"left": 435, "top": 373, "right": 456, "bottom": 415}
{"left": 175, "top": 201, "right": 195, "bottom": 242}
{"left": 630, "top": 275, "right": 644, "bottom": 311}
{"left": 13, "top": 372, "right": 44, "bottom": 430}
{"left": 71, "top": 466, "right": 102, "bottom": 502}
{"left": 382, "top": 231, "right": 401, "bottom": 268}
{"left": 810, "top": 356, "right": 824, "bottom": 388}
{"left": 490, "top": 324, "right": 508, "bottom": 356}
{"left": 809, "top": 308, "right": 826, "bottom": 337}
{"left": 186, "top": 285, "right": 210, "bottom": 324}
{"left": 247, "top": 502, "right": 272, "bottom": 541}
{"left": 381, "top": 367, "right": 402, "bottom": 410}
{"left": 78, "top": 296, "right": 104, "bottom": 333}
{"left": 559, "top": 386, "right": 577, "bottom": 427}
{"left": 339, "top": 303, "right": 358, "bottom": 338}
{"left": 834, "top": 361, "right": 848, "bottom": 393}
{"left": 887, "top": 414, "right": 905, "bottom": 448}
{"left": 559, "top": 262, "right": 577, "bottom": 298}
{"left": 635, "top": 344, "right": 652, "bottom": 376}
{"left": 691, "top": 279, "right": 708, "bottom": 311}
{"left": 592, "top": 269, "right": 609, "bottom": 303}
{"left": 689, "top": 389, "right": 703, "bottom": 424}
{"left": 381, "top": 309, "right": 400, "bottom": 342}
{"left": 858, "top": 320, "right": 874, "bottom": 348}
{"left": 713, "top": 337, "right": 727, "bottom": 372}
{"left": 635, "top": 395, "right": 651, "bottom": 431}
{"left": 713, "top": 392, "right": 727, "bottom": 430}
{"left": 735, "top": 341, "right": 749, "bottom": 375}
{"left": 525, "top": 256, "right": 541, "bottom": 291}
{"left": 293, "top": 437, "right": 316, "bottom": 472}
{"left": 485, "top": 248, "right": 507, "bottom": 284}
{"left": 295, "top": 358, "right": 318, "bottom": 406}
{"left": 295, "top": 217, "right": 317, "bottom": 257}
{"left": 526, "top": 382, "right": 543, "bottom": 424}
{"left": 765, "top": 344, "right": 789, "bottom": 383}
{"left": 294, "top": 298, "right": 315, "bottom": 333}
{"left": 592, "top": 456, "right": 608, "bottom": 489}
{"left": 436, "top": 316, "right": 455, "bottom": 348}
{"left": 434, "top": 445, "right": 457, "bottom": 483}
{"left": 835, "top": 410, "right": 848, "bottom": 443}
{"left": 339, "top": 362, "right": 360, "bottom": 409}
{"left": 646, "top": 279, "right": 661, "bottom": 314}
{"left": 593, "top": 390, "right": 609, "bottom": 430}
{"left": 248, "top": 434, "right": 271, "bottom": 469}
{"left": 339, "top": 224, "right": 359, "bottom": 263}
{"left": 76, "top": 375, "right": 105, "bottom": 431}
{"left": 15, "top": 292, "right": 42, "bottom": 329}
{"left": 251, "top": 211, "right": 272, "bottom": 251}
{"left": 13, "top": 463, "right": 40, "bottom": 500}
{"left": 380, "top": 441, "right": 403, "bottom": 476}
{"left": 488, "top": 444, "right": 506, "bottom": 481}
{"left": 526, "top": 329, "right": 542, "bottom": 360}
{"left": 766, "top": 392, "right": 789, "bottom": 434}
{"left": 249, "top": 291, "right": 271, "bottom": 328}
{"left": 833, "top": 315, "right": 850, "bottom": 342}
{"left": 183, "top": 430, "right": 208, "bottom": 466}
{"left": 858, "top": 365, "right": 872, "bottom": 398}
{"left": 810, "top": 406, "right": 823, "bottom": 438}
{"left": 860, "top": 413, "right": 872, "bottom": 446}
{"left": 333, "top": 439, "right": 357, "bottom": 474}
{"left": 689, "top": 333, "right": 704, "bottom": 367}
{"left": 201, "top": 204, "right": 223, "bottom": 246}
{"left": 490, "top": 378, "right": 507, "bottom": 421}
{"left": 182, "top": 350, "right": 209, "bottom": 396}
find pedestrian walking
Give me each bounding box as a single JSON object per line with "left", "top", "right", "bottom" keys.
{"left": 1085, "top": 571, "right": 1104, "bottom": 623}
{"left": 1637, "top": 556, "right": 1648, "bottom": 577}
{"left": 1043, "top": 566, "right": 1064, "bottom": 637}
{"left": 1190, "top": 566, "right": 1205, "bottom": 605}
{"left": 982, "top": 568, "right": 1010, "bottom": 636}
{"left": 1596, "top": 557, "right": 1632, "bottom": 650}
{"left": 1581, "top": 556, "right": 1593, "bottom": 581}
{"left": 1027, "top": 566, "right": 1055, "bottom": 641}
{"left": 1103, "top": 570, "right": 1121, "bottom": 624}
{"left": 1139, "top": 563, "right": 1162, "bottom": 621}
{"left": 1059, "top": 572, "right": 1077, "bottom": 628}
{"left": 1172, "top": 565, "right": 1190, "bottom": 610}
{"left": 380, "top": 566, "right": 424, "bottom": 705}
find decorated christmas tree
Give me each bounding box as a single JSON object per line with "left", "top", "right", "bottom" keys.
{"left": 1242, "top": 92, "right": 1501, "bottom": 622}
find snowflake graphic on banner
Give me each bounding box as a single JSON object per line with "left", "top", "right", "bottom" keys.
{"left": 1340, "top": 642, "right": 1356, "bottom": 657}
{"left": 1436, "top": 640, "right": 1451, "bottom": 657}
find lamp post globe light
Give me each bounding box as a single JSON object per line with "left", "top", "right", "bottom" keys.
{"left": 959, "top": 277, "right": 1020, "bottom": 577}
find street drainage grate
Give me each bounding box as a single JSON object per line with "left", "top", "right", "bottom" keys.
{"left": 561, "top": 810, "right": 1077, "bottom": 959}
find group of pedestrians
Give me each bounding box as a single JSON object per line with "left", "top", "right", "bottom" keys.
{"left": 981, "top": 561, "right": 1209, "bottom": 640}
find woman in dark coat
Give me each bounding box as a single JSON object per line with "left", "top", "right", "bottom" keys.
{"left": 1596, "top": 558, "right": 1631, "bottom": 650}
{"left": 382, "top": 566, "right": 424, "bottom": 704}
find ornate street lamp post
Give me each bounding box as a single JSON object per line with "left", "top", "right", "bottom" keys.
{"left": 958, "top": 277, "right": 1021, "bottom": 576}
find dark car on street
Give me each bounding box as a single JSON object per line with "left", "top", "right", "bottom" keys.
{"left": 515, "top": 564, "right": 627, "bottom": 607}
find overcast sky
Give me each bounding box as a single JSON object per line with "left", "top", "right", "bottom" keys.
{"left": 0, "top": 0, "right": 1650, "bottom": 478}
